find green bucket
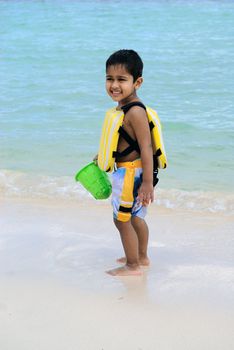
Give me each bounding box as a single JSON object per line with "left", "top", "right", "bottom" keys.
{"left": 75, "top": 162, "right": 112, "bottom": 200}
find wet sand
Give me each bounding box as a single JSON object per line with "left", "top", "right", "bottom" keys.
{"left": 0, "top": 198, "right": 234, "bottom": 349}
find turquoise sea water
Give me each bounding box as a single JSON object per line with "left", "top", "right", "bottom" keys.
{"left": 1, "top": 0, "right": 234, "bottom": 212}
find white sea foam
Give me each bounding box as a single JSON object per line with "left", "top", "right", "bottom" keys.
{"left": 1, "top": 170, "right": 233, "bottom": 214}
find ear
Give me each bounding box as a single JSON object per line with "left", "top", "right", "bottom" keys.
{"left": 134, "top": 77, "right": 143, "bottom": 90}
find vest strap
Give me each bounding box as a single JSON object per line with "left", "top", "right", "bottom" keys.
{"left": 119, "top": 206, "right": 132, "bottom": 213}
{"left": 121, "top": 101, "right": 146, "bottom": 114}
{"left": 118, "top": 126, "right": 140, "bottom": 153}
{"left": 113, "top": 102, "right": 146, "bottom": 159}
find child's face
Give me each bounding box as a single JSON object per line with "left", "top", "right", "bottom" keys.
{"left": 106, "top": 64, "right": 142, "bottom": 106}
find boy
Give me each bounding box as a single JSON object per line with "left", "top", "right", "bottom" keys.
{"left": 99, "top": 49, "right": 155, "bottom": 276}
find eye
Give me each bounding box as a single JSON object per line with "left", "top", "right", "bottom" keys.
{"left": 106, "top": 77, "right": 113, "bottom": 81}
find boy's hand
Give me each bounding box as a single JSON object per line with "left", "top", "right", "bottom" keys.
{"left": 93, "top": 154, "right": 98, "bottom": 164}
{"left": 137, "top": 181, "right": 154, "bottom": 206}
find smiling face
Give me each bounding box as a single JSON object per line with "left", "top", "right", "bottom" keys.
{"left": 106, "top": 64, "right": 143, "bottom": 107}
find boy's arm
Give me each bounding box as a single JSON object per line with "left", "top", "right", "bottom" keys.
{"left": 128, "top": 107, "right": 154, "bottom": 206}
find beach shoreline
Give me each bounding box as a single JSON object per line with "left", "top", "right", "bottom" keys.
{"left": 1, "top": 0, "right": 234, "bottom": 347}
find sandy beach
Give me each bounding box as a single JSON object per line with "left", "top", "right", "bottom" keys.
{"left": 1, "top": 0, "right": 234, "bottom": 348}
{"left": 0, "top": 198, "right": 233, "bottom": 350}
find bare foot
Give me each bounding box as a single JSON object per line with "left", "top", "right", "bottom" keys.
{"left": 106, "top": 265, "right": 142, "bottom": 276}
{"left": 116, "top": 256, "right": 150, "bottom": 267}
{"left": 116, "top": 257, "right": 127, "bottom": 264}
{"left": 139, "top": 257, "right": 150, "bottom": 267}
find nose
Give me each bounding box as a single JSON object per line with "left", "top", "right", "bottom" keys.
{"left": 111, "top": 79, "right": 119, "bottom": 89}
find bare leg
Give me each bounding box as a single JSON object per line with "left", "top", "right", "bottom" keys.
{"left": 117, "top": 217, "right": 150, "bottom": 266}
{"left": 106, "top": 219, "right": 142, "bottom": 276}
{"left": 132, "top": 216, "right": 150, "bottom": 265}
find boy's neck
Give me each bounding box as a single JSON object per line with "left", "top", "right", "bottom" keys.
{"left": 117, "top": 93, "right": 140, "bottom": 110}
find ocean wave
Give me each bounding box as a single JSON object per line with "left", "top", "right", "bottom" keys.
{"left": 0, "top": 170, "right": 233, "bottom": 214}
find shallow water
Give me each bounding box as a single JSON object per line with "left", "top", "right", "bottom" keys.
{"left": 1, "top": 0, "right": 234, "bottom": 211}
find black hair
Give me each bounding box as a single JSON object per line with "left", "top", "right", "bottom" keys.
{"left": 106, "top": 49, "right": 143, "bottom": 82}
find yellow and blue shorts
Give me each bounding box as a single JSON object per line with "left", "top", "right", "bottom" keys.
{"left": 111, "top": 159, "right": 147, "bottom": 222}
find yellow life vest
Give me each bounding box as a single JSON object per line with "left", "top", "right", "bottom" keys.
{"left": 98, "top": 104, "right": 167, "bottom": 173}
